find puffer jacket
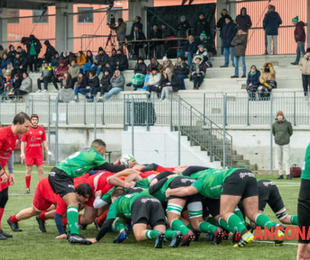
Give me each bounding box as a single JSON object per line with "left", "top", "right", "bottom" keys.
{"left": 299, "top": 55, "right": 310, "bottom": 75}
{"left": 235, "top": 7, "right": 252, "bottom": 32}
{"left": 259, "top": 64, "right": 276, "bottom": 84}
{"left": 174, "top": 61, "right": 189, "bottom": 76}
{"left": 77, "top": 53, "right": 86, "bottom": 67}
{"left": 19, "top": 77, "right": 32, "bottom": 93}
{"left": 68, "top": 64, "right": 80, "bottom": 79}
{"left": 294, "top": 21, "right": 306, "bottom": 43}
{"left": 134, "top": 62, "right": 147, "bottom": 75}
{"left": 272, "top": 119, "right": 293, "bottom": 145}
{"left": 110, "top": 71, "right": 125, "bottom": 89}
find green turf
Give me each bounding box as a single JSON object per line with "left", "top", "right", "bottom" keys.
{"left": 1, "top": 164, "right": 300, "bottom": 260}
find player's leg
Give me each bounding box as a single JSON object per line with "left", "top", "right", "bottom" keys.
{"left": 112, "top": 218, "right": 128, "bottom": 243}
{"left": 62, "top": 192, "right": 79, "bottom": 235}
{"left": 36, "top": 164, "right": 45, "bottom": 181}
{"left": 0, "top": 188, "right": 11, "bottom": 239}
{"left": 36, "top": 209, "right": 56, "bottom": 233}
{"left": 25, "top": 165, "right": 33, "bottom": 194}
{"left": 79, "top": 205, "right": 97, "bottom": 225}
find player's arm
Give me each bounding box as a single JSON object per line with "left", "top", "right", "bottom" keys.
{"left": 20, "top": 141, "right": 26, "bottom": 159}
{"left": 125, "top": 172, "right": 142, "bottom": 183}
{"left": 93, "top": 218, "right": 115, "bottom": 242}
{"left": 93, "top": 162, "right": 127, "bottom": 172}
{"left": 166, "top": 186, "right": 198, "bottom": 198}
{"left": 181, "top": 166, "right": 210, "bottom": 176}
{"left": 54, "top": 213, "right": 66, "bottom": 236}
{"left": 150, "top": 171, "right": 175, "bottom": 186}
{"left": 93, "top": 188, "right": 115, "bottom": 209}
{"left": 42, "top": 140, "right": 53, "bottom": 157}
{"left": 107, "top": 169, "right": 139, "bottom": 187}
{"left": 148, "top": 177, "right": 169, "bottom": 195}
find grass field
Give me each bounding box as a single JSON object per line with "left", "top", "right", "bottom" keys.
{"left": 1, "top": 164, "right": 300, "bottom": 260}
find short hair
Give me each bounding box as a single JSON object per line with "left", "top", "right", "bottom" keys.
{"left": 76, "top": 183, "right": 93, "bottom": 200}
{"left": 91, "top": 139, "right": 106, "bottom": 149}
{"left": 111, "top": 187, "right": 126, "bottom": 198}
{"left": 136, "top": 16, "right": 141, "bottom": 21}
{"left": 13, "top": 112, "right": 31, "bottom": 125}
{"left": 31, "top": 114, "right": 39, "bottom": 120}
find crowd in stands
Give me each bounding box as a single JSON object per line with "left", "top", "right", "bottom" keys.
{"left": 0, "top": 5, "right": 307, "bottom": 102}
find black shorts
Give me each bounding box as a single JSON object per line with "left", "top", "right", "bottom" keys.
{"left": 168, "top": 177, "right": 198, "bottom": 202}
{"left": 48, "top": 167, "right": 75, "bottom": 198}
{"left": 222, "top": 169, "right": 258, "bottom": 200}
{"left": 258, "top": 180, "right": 284, "bottom": 213}
{"left": 131, "top": 196, "right": 166, "bottom": 228}
{"left": 202, "top": 198, "right": 220, "bottom": 217}
{"left": 298, "top": 179, "right": 310, "bottom": 243}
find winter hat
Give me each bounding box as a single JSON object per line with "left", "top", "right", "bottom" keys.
{"left": 292, "top": 16, "right": 299, "bottom": 23}
{"left": 276, "top": 111, "right": 284, "bottom": 117}
{"left": 200, "top": 31, "right": 207, "bottom": 39}
{"left": 194, "top": 55, "right": 203, "bottom": 61}
{"left": 306, "top": 48, "right": 310, "bottom": 53}
{"left": 180, "top": 15, "right": 186, "bottom": 19}
{"left": 198, "top": 44, "right": 204, "bottom": 49}
{"left": 98, "top": 47, "right": 104, "bottom": 52}
{"left": 162, "top": 56, "right": 168, "bottom": 61}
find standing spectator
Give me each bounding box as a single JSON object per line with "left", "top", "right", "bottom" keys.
{"left": 51, "top": 52, "right": 60, "bottom": 70}
{"left": 235, "top": 7, "right": 252, "bottom": 32}
{"left": 272, "top": 111, "right": 293, "bottom": 180}
{"left": 231, "top": 29, "right": 247, "bottom": 78}
{"left": 130, "top": 25, "right": 146, "bottom": 59}
{"left": 182, "top": 34, "right": 199, "bottom": 66}
{"left": 43, "top": 40, "right": 57, "bottom": 64}
{"left": 190, "top": 55, "right": 206, "bottom": 90}
{"left": 194, "top": 13, "right": 210, "bottom": 38}
{"left": 263, "top": 5, "right": 282, "bottom": 55}
{"left": 291, "top": 16, "right": 306, "bottom": 65}
{"left": 95, "top": 47, "right": 109, "bottom": 75}
{"left": 258, "top": 62, "right": 276, "bottom": 99}
{"left": 68, "top": 59, "right": 80, "bottom": 86}
{"left": 176, "top": 15, "right": 191, "bottom": 38}
{"left": 216, "top": 9, "right": 232, "bottom": 55}
{"left": 149, "top": 24, "right": 162, "bottom": 58}
{"left": 100, "top": 68, "right": 112, "bottom": 98}
{"left": 14, "top": 72, "right": 32, "bottom": 101}
{"left": 130, "top": 16, "right": 143, "bottom": 35}
{"left": 159, "top": 70, "right": 179, "bottom": 100}
{"left": 246, "top": 65, "right": 261, "bottom": 100}
{"left": 26, "top": 35, "right": 42, "bottom": 72}
{"left": 146, "top": 67, "right": 161, "bottom": 98}
{"left": 174, "top": 56, "right": 189, "bottom": 90}
{"left": 160, "top": 24, "right": 173, "bottom": 58}
{"left": 110, "top": 18, "right": 127, "bottom": 52}
{"left": 76, "top": 51, "right": 86, "bottom": 67}
{"left": 298, "top": 48, "right": 310, "bottom": 97}
{"left": 105, "top": 70, "right": 125, "bottom": 100}
{"left": 127, "top": 57, "right": 147, "bottom": 90}
{"left": 52, "top": 59, "right": 68, "bottom": 91}
{"left": 220, "top": 17, "right": 237, "bottom": 67}
{"left": 0, "top": 45, "right": 6, "bottom": 59}
{"left": 37, "top": 62, "right": 53, "bottom": 93}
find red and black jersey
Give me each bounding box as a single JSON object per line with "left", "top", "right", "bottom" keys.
{"left": 21, "top": 125, "right": 46, "bottom": 158}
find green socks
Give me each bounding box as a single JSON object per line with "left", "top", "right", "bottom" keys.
{"left": 255, "top": 214, "right": 276, "bottom": 229}
{"left": 113, "top": 219, "right": 126, "bottom": 232}
{"left": 218, "top": 217, "right": 235, "bottom": 233}
{"left": 171, "top": 219, "right": 189, "bottom": 235}
{"left": 164, "top": 230, "right": 178, "bottom": 240}
{"left": 234, "top": 208, "right": 245, "bottom": 225}
{"left": 67, "top": 206, "right": 79, "bottom": 235}
{"left": 290, "top": 215, "right": 298, "bottom": 225}
{"left": 227, "top": 214, "right": 247, "bottom": 234}
{"left": 199, "top": 221, "right": 217, "bottom": 233}
{"left": 146, "top": 230, "right": 159, "bottom": 239}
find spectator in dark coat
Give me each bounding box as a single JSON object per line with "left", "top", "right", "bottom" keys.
{"left": 0, "top": 53, "right": 11, "bottom": 71}
{"left": 100, "top": 68, "right": 112, "bottom": 97}
{"left": 291, "top": 16, "right": 306, "bottom": 65}
{"left": 11, "top": 52, "right": 27, "bottom": 79}
{"left": 174, "top": 56, "right": 189, "bottom": 90}
{"left": 149, "top": 24, "right": 162, "bottom": 58}
{"left": 51, "top": 52, "right": 60, "bottom": 70}
{"left": 231, "top": 29, "right": 248, "bottom": 78}
{"left": 43, "top": 40, "right": 57, "bottom": 63}
{"left": 159, "top": 24, "right": 173, "bottom": 58}
{"left": 127, "top": 57, "right": 147, "bottom": 90}
{"left": 7, "top": 45, "right": 16, "bottom": 60}
{"left": 194, "top": 13, "right": 210, "bottom": 38}
{"left": 95, "top": 47, "right": 110, "bottom": 75}
{"left": 217, "top": 9, "right": 232, "bottom": 55}
{"left": 182, "top": 34, "right": 199, "bottom": 66}
{"left": 190, "top": 55, "right": 206, "bottom": 89}
{"left": 130, "top": 25, "right": 146, "bottom": 58}
{"left": 235, "top": 7, "right": 252, "bottom": 32}
{"left": 26, "top": 34, "right": 42, "bottom": 72}
{"left": 220, "top": 17, "right": 237, "bottom": 67}
{"left": 86, "top": 70, "right": 100, "bottom": 101}
{"left": 246, "top": 65, "right": 261, "bottom": 100}
{"left": 263, "top": 5, "right": 282, "bottom": 55}
{"left": 37, "top": 62, "right": 53, "bottom": 92}
{"left": 74, "top": 73, "right": 88, "bottom": 101}
{"left": 60, "top": 50, "right": 70, "bottom": 64}
{"left": 130, "top": 16, "right": 143, "bottom": 36}
{"left": 176, "top": 15, "right": 191, "bottom": 38}
{"left": 147, "top": 57, "right": 161, "bottom": 74}
{"left": 115, "top": 50, "right": 128, "bottom": 72}
{"left": 86, "top": 50, "right": 94, "bottom": 64}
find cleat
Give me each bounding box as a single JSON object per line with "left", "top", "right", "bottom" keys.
{"left": 36, "top": 215, "right": 46, "bottom": 232}
{"left": 0, "top": 230, "right": 12, "bottom": 238}
{"left": 222, "top": 230, "right": 230, "bottom": 240}
{"left": 79, "top": 224, "right": 87, "bottom": 230}
{"left": 113, "top": 229, "right": 128, "bottom": 244}
{"left": 233, "top": 231, "right": 254, "bottom": 248}
{"left": 274, "top": 227, "right": 285, "bottom": 246}
{"left": 0, "top": 233, "right": 7, "bottom": 240}
{"left": 67, "top": 233, "right": 92, "bottom": 245}
{"left": 24, "top": 189, "right": 30, "bottom": 194}
{"left": 212, "top": 227, "right": 223, "bottom": 245}
{"left": 181, "top": 230, "right": 195, "bottom": 247}
{"left": 154, "top": 232, "right": 165, "bottom": 248}
{"left": 7, "top": 217, "right": 22, "bottom": 232}
{"left": 193, "top": 230, "right": 200, "bottom": 242}
{"left": 169, "top": 231, "right": 182, "bottom": 248}
{"left": 232, "top": 232, "right": 241, "bottom": 244}
{"left": 94, "top": 219, "right": 102, "bottom": 231}
{"left": 277, "top": 175, "right": 283, "bottom": 180}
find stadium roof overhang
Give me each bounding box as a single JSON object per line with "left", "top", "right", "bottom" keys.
{"left": 0, "top": 0, "right": 114, "bottom": 10}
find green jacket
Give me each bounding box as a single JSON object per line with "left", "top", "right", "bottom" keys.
{"left": 272, "top": 119, "right": 293, "bottom": 145}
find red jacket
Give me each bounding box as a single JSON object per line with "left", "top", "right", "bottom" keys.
{"left": 294, "top": 21, "right": 306, "bottom": 43}
{"left": 55, "top": 59, "right": 69, "bottom": 79}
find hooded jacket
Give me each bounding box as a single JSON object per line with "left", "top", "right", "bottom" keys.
{"left": 95, "top": 49, "right": 110, "bottom": 67}
{"left": 222, "top": 19, "right": 237, "bottom": 48}
{"left": 190, "top": 57, "right": 206, "bottom": 78}
{"left": 294, "top": 21, "right": 306, "bottom": 43}
{"left": 55, "top": 60, "right": 69, "bottom": 78}
{"left": 44, "top": 40, "right": 57, "bottom": 63}
{"left": 217, "top": 14, "right": 232, "bottom": 37}
{"left": 247, "top": 67, "right": 261, "bottom": 86}
{"left": 110, "top": 71, "right": 125, "bottom": 89}
{"left": 194, "top": 17, "right": 210, "bottom": 36}
{"left": 272, "top": 118, "right": 293, "bottom": 145}
{"left": 263, "top": 11, "right": 282, "bottom": 36}
{"left": 299, "top": 55, "right": 310, "bottom": 75}
{"left": 134, "top": 62, "right": 147, "bottom": 75}
{"left": 20, "top": 76, "right": 32, "bottom": 93}
{"left": 174, "top": 60, "right": 189, "bottom": 76}
{"left": 7, "top": 45, "right": 16, "bottom": 59}
{"left": 26, "top": 35, "right": 42, "bottom": 55}
{"left": 235, "top": 8, "right": 252, "bottom": 32}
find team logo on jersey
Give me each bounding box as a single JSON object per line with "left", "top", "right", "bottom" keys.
{"left": 262, "top": 181, "right": 274, "bottom": 187}
{"left": 39, "top": 131, "right": 43, "bottom": 135}
{"left": 2, "top": 148, "right": 11, "bottom": 155}
{"left": 30, "top": 136, "right": 36, "bottom": 142}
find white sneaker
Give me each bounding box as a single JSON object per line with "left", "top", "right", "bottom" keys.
{"left": 36, "top": 90, "right": 41, "bottom": 93}
{"left": 42, "top": 89, "right": 47, "bottom": 93}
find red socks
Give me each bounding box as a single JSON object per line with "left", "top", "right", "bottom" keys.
{"left": 39, "top": 210, "right": 47, "bottom": 221}
{"left": 10, "top": 214, "right": 18, "bottom": 223}
{"left": 25, "top": 176, "right": 31, "bottom": 190}
{"left": 0, "top": 208, "right": 4, "bottom": 229}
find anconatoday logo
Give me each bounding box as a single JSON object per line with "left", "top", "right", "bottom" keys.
{"left": 254, "top": 226, "right": 310, "bottom": 241}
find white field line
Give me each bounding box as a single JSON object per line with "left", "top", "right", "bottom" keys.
{"left": 253, "top": 240, "right": 298, "bottom": 246}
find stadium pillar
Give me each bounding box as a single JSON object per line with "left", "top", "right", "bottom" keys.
{"left": 128, "top": 0, "right": 154, "bottom": 35}
{"left": 0, "top": 9, "right": 8, "bottom": 48}
{"left": 55, "top": 2, "right": 73, "bottom": 52}
{"left": 308, "top": 0, "right": 310, "bottom": 48}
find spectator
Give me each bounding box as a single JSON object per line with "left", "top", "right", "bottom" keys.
{"left": 16, "top": 45, "right": 31, "bottom": 73}
{"left": 159, "top": 24, "right": 173, "bottom": 58}
{"left": 194, "top": 13, "right": 210, "bottom": 38}
{"left": 231, "top": 29, "right": 247, "bottom": 78}
{"left": 272, "top": 110, "right": 293, "bottom": 180}
{"left": 291, "top": 16, "right": 306, "bottom": 65}
{"left": 217, "top": 9, "right": 232, "bottom": 55}
{"left": 51, "top": 52, "right": 60, "bottom": 70}
{"left": 220, "top": 17, "right": 237, "bottom": 68}
{"left": 0, "top": 76, "right": 5, "bottom": 98}
{"left": 130, "top": 16, "right": 143, "bottom": 35}
{"left": 7, "top": 45, "right": 16, "bottom": 60}
{"left": 258, "top": 62, "right": 276, "bottom": 99}
{"left": 105, "top": 70, "right": 125, "bottom": 100}
{"left": 11, "top": 52, "right": 26, "bottom": 79}
{"left": 37, "top": 62, "right": 53, "bottom": 93}
{"left": 109, "top": 48, "right": 118, "bottom": 73}
{"left": 52, "top": 59, "right": 68, "bottom": 91}
{"left": 263, "top": 5, "right": 282, "bottom": 55}
{"left": 68, "top": 59, "right": 80, "bottom": 86}
{"left": 162, "top": 56, "right": 174, "bottom": 74}
{"left": 246, "top": 65, "right": 261, "bottom": 100}
{"left": 87, "top": 70, "right": 100, "bottom": 102}
{"left": 174, "top": 56, "right": 189, "bottom": 90}
{"left": 130, "top": 25, "right": 146, "bottom": 59}
{"left": 182, "top": 34, "right": 199, "bottom": 66}
{"left": 95, "top": 47, "right": 109, "bottom": 75}
{"left": 195, "top": 44, "right": 212, "bottom": 68}
{"left": 60, "top": 50, "right": 69, "bottom": 64}
{"left": 100, "top": 68, "right": 112, "bottom": 98}
{"left": 61, "top": 72, "right": 73, "bottom": 89}
{"left": 43, "top": 40, "right": 57, "bottom": 64}
{"left": 127, "top": 57, "right": 147, "bottom": 90}
{"left": 115, "top": 50, "right": 128, "bottom": 71}
{"left": 2, "top": 63, "right": 13, "bottom": 79}
{"left": 58, "top": 72, "right": 75, "bottom": 102}
{"left": 26, "top": 34, "right": 42, "bottom": 72}
{"left": 176, "top": 15, "right": 191, "bottom": 38}
{"left": 190, "top": 55, "right": 206, "bottom": 90}
{"left": 74, "top": 73, "right": 89, "bottom": 102}
{"left": 14, "top": 72, "right": 32, "bottom": 101}
{"left": 8, "top": 73, "right": 22, "bottom": 99}
{"left": 235, "top": 7, "right": 252, "bottom": 32}
{"left": 147, "top": 57, "right": 161, "bottom": 73}
{"left": 0, "top": 45, "right": 6, "bottom": 59}
{"left": 16, "top": 46, "right": 27, "bottom": 61}
{"left": 149, "top": 24, "right": 162, "bottom": 58}
{"left": 86, "top": 50, "right": 94, "bottom": 64}
{"left": 159, "top": 70, "right": 179, "bottom": 100}
{"left": 76, "top": 51, "right": 86, "bottom": 67}
{"left": 0, "top": 53, "right": 11, "bottom": 71}
{"left": 298, "top": 48, "right": 310, "bottom": 97}
{"left": 146, "top": 67, "right": 161, "bottom": 98}
{"left": 110, "top": 18, "right": 127, "bottom": 51}
{"left": 68, "top": 52, "right": 76, "bottom": 65}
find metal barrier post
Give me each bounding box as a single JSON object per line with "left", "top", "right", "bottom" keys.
{"left": 83, "top": 97, "right": 87, "bottom": 125}
{"left": 94, "top": 98, "right": 97, "bottom": 139}
{"left": 170, "top": 94, "right": 173, "bottom": 131}
{"left": 102, "top": 99, "right": 105, "bottom": 125}
{"left": 270, "top": 94, "right": 273, "bottom": 174}
{"left": 209, "top": 123, "right": 213, "bottom": 162}
{"left": 146, "top": 99, "right": 150, "bottom": 131}
{"left": 47, "top": 96, "right": 51, "bottom": 166}
{"left": 178, "top": 96, "right": 181, "bottom": 165}
{"left": 294, "top": 92, "right": 297, "bottom": 126}
{"left": 223, "top": 94, "right": 227, "bottom": 168}
{"left": 66, "top": 102, "right": 69, "bottom": 125}
{"left": 224, "top": 94, "right": 227, "bottom": 126}
{"left": 247, "top": 97, "right": 250, "bottom": 126}
{"left": 55, "top": 98, "right": 59, "bottom": 164}
{"left": 203, "top": 93, "right": 206, "bottom": 125}
{"left": 190, "top": 106, "right": 193, "bottom": 146}
{"left": 123, "top": 95, "right": 127, "bottom": 130}
{"left": 131, "top": 98, "right": 135, "bottom": 156}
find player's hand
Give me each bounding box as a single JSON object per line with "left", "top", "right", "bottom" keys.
{"left": 128, "top": 161, "right": 136, "bottom": 168}
{"left": 167, "top": 174, "right": 177, "bottom": 179}
{"left": 113, "top": 157, "right": 121, "bottom": 165}
{"left": 55, "top": 234, "right": 67, "bottom": 239}
{"left": 95, "top": 190, "right": 102, "bottom": 197}
{"left": 20, "top": 153, "right": 25, "bottom": 160}
{"left": 87, "top": 238, "right": 97, "bottom": 244}
{"left": 1, "top": 173, "right": 8, "bottom": 184}
{"left": 165, "top": 188, "right": 171, "bottom": 198}
{"left": 47, "top": 151, "right": 53, "bottom": 157}
{"left": 125, "top": 181, "right": 135, "bottom": 189}
{"left": 9, "top": 174, "right": 15, "bottom": 185}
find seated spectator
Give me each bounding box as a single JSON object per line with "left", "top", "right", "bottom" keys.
{"left": 146, "top": 67, "right": 162, "bottom": 98}
{"left": 51, "top": 52, "right": 60, "bottom": 70}
{"left": 0, "top": 53, "right": 11, "bottom": 72}
{"left": 115, "top": 50, "right": 128, "bottom": 71}
{"left": 109, "top": 49, "right": 118, "bottom": 72}
{"left": 7, "top": 45, "right": 16, "bottom": 60}
{"left": 2, "top": 63, "right": 13, "bottom": 80}
{"left": 190, "top": 55, "right": 206, "bottom": 90}
{"left": 127, "top": 57, "right": 147, "bottom": 90}
{"left": 246, "top": 65, "right": 261, "bottom": 100}
{"left": 74, "top": 73, "right": 88, "bottom": 102}
{"left": 60, "top": 50, "right": 69, "bottom": 64}
{"left": 174, "top": 56, "right": 189, "bottom": 90}
{"left": 87, "top": 70, "right": 100, "bottom": 102}
{"left": 37, "top": 61, "right": 53, "bottom": 93}
{"left": 105, "top": 70, "right": 125, "bottom": 100}
{"left": 147, "top": 57, "right": 161, "bottom": 73}
{"left": 61, "top": 72, "right": 73, "bottom": 89}
{"left": 11, "top": 52, "right": 26, "bottom": 79}
{"left": 162, "top": 56, "right": 174, "bottom": 74}
{"left": 43, "top": 40, "right": 57, "bottom": 64}
{"left": 58, "top": 72, "right": 75, "bottom": 102}
{"left": 68, "top": 52, "right": 76, "bottom": 65}
{"left": 196, "top": 44, "right": 212, "bottom": 68}
{"left": 100, "top": 68, "right": 112, "bottom": 98}
{"left": 52, "top": 59, "right": 69, "bottom": 91}
{"left": 14, "top": 72, "right": 32, "bottom": 102}
{"left": 258, "top": 62, "right": 276, "bottom": 99}
{"left": 159, "top": 70, "right": 180, "bottom": 100}
{"left": 68, "top": 59, "right": 80, "bottom": 86}
{"left": 182, "top": 34, "right": 199, "bottom": 66}
{"left": 7, "top": 73, "right": 22, "bottom": 100}
{"left": 95, "top": 47, "right": 109, "bottom": 75}
{"left": 130, "top": 25, "right": 146, "bottom": 59}
{"left": 76, "top": 51, "right": 86, "bottom": 67}
{"left": 86, "top": 50, "right": 94, "bottom": 64}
